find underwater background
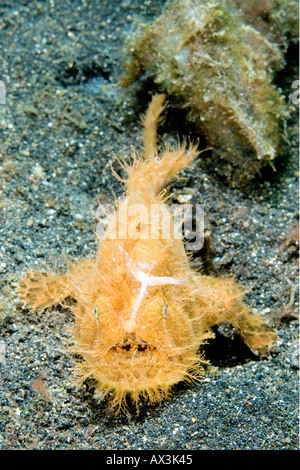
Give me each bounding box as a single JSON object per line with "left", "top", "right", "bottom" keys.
{"left": 0, "top": 0, "right": 298, "bottom": 450}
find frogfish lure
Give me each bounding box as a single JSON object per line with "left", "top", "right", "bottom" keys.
{"left": 18, "top": 94, "right": 277, "bottom": 412}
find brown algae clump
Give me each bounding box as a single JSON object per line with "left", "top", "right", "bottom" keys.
{"left": 123, "top": 0, "right": 291, "bottom": 185}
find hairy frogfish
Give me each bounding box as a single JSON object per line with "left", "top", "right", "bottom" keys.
{"left": 18, "top": 94, "right": 277, "bottom": 411}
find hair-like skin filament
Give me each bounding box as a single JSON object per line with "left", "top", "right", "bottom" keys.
{"left": 18, "top": 94, "right": 277, "bottom": 412}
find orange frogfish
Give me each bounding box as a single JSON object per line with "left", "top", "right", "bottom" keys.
{"left": 18, "top": 94, "right": 277, "bottom": 412}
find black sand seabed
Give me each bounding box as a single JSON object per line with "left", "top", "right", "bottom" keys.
{"left": 0, "top": 0, "right": 299, "bottom": 451}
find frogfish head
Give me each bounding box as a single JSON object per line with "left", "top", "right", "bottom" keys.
{"left": 73, "top": 284, "right": 205, "bottom": 411}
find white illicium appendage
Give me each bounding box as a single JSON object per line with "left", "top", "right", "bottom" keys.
{"left": 119, "top": 245, "right": 186, "bottom": 332}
